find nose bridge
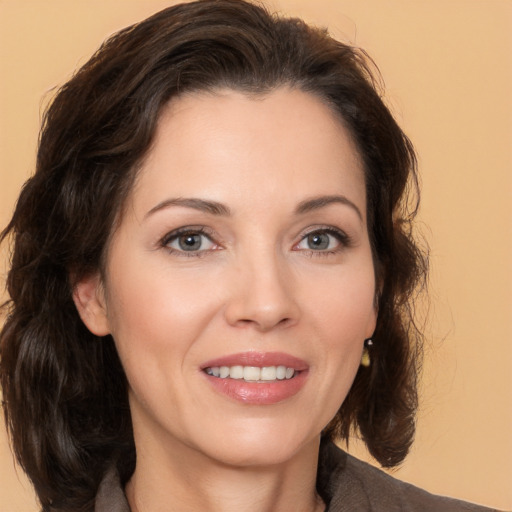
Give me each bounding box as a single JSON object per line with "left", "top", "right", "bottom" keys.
{"left": 224, "top": 240, "right": 299, "bottom": 331}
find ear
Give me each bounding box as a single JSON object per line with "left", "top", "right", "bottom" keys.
{"left": 72, "top": 272, "right": 111, "bottom": 336}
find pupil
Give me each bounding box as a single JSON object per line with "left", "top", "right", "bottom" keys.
{"left": 179, "top": 234, "right": 201, "bottom": 251}
{"left": 308, "top": 233, "right": 329, "bottom": 250}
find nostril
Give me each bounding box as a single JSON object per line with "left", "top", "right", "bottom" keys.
{"left": 233, "top": 316, "right": 293, "bottom": 331}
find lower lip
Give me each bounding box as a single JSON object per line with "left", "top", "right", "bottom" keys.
{"left": 204, "top": 371, "right": 308, "bottom": 405}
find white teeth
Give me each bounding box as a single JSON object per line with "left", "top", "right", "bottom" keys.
{"left": 230, "top": 365, "right": 244, "bottom": 379}
{"left": 260, "top": 366, "right": 276, "bottom": 380}
{"left": 205, "top": 365, "right": 296, "bottom": 382}
{"left": 276, "top": 365, "right": 286, "bottom": 380}
{"left": 243, "top": 366, "right": 261, "bottom": 381}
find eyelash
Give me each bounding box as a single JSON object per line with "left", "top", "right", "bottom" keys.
{"left": 160, "top": 226, "right": 219, "bottom": 258}
{"left": 294, "top": 226, "right": 352, "bottom": 257}
{"left": 159, "top": 225, "right": 352, "bottom": 257}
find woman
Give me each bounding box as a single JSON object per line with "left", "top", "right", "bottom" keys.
{"left": 0, "top": 1, "right": 501, "bottom": 511}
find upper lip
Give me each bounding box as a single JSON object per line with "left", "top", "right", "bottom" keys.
{"left": 201, "top": 351, "right": 309, "bottom": 371}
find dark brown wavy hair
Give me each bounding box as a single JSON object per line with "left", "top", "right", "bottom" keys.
{"left": 0, "top": 1, "right": 427, "bottom": 510}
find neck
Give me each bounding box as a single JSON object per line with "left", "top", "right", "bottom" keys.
{"left": 125, "top": 433, "right": 325, "bottom": 512}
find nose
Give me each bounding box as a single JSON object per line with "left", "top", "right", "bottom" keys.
{"left": 223, "top": 251, "right": 300, "bottom": 332}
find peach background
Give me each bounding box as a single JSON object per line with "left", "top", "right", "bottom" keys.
{"left": 1, "top": 0, "right": 511, "bottom": 510}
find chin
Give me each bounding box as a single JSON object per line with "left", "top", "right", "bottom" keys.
{"left": 196, "top": 421, "right": 321, "bottom": 468}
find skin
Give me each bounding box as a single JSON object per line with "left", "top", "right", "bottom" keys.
{"left": 74, "top": 87, "right": 377, "bottom": 512}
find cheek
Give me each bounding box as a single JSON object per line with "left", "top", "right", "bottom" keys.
{"left": 302, "top": 263, "right": 376, "bottom": 408}
{"left": 104, "top": 262, "right": 224, "bottom": 362}
{"left": 301, "top": 273, "right": 375, "bottom": 433}
{"left": 306, "top": 267, "right": 376, "bottom": 341}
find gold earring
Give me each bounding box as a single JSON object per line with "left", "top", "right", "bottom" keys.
{"left": 361, "top": 338, "right": 373, "bottom": 367}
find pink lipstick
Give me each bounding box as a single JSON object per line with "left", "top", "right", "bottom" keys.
{"left": 201, "top": 351, "right": 309, "bottom": 405}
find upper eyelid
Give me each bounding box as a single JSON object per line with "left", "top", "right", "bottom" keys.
{"left": 295, "top": 225, "right": 350, "bottom": 241}
{"left": 161, "top": 226, "right": 216, "bottom": 244}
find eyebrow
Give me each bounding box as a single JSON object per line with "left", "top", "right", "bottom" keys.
{"left": 145, "top": 194, "right": 362, "bottom": 221}
{"left": 295, "top": 195, "right": 363, "bottom": 221}
{"left": 144, "top": 197, "right": 231, "bottom": 219}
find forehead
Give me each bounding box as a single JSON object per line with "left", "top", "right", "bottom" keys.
{"left": 128, "top": 87, "right": 366, "bottom": 218}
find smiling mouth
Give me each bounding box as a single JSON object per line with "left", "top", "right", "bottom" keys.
{"left": 204, "top": 365, "right": 297, "bottom": 382}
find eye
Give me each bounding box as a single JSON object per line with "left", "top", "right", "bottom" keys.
{"left": 162, "top": 228, "right": 218, "bottom": 254}
{"left": 295, "top": 228, "right": 348, "bottom": 252}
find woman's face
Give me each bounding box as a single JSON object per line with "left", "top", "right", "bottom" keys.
{"left": 77, "top": 87, "right": 377, "bottom": 467}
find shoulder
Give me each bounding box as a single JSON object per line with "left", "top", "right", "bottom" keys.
{"left": 343, "top": 452, "right": 497, "bottom": 512}
{"left": 319, "top": 441, "right": 499, "bottom": 512}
